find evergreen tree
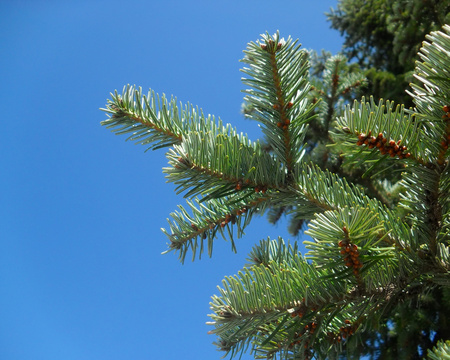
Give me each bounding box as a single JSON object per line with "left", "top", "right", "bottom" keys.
{"left": 327, "top": 0, "right": 450, "bottom": 106}
{"left": 100, "top": 25, "right": 450, "bottom": 359}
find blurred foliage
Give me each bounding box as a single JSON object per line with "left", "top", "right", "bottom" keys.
{"left": 327, "top": 0, "right": 450, "bottom": 107}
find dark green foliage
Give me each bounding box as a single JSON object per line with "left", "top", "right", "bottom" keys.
{"left": 362, "top": 68, "right": 413, "bottom": 108}
{"left": 327, "top": 0, "right": 450, "bottom": 107}
{"left": 327, "top": 0, "right": 450, "bottom": 72}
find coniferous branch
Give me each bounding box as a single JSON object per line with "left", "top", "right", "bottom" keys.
{"left": 164, "top": 130, "right": 288, "bottom": 202}
{"left": 399, "top": 166, "right": 443, "bottom": 249}
{"left": 319, "top": 54, "right": 364, "bottom": 131}
{"left": 262, "top": 163, "right": 394, "bottom": 240}
{"left": 397, "top": 25, "right": 450, "bottom": 265}
{"left": 208, "top": 242, "right": 351, "bottom": 358}
{"left": 304, "top": 206, "right": 394, "bottom": 285}
{"left": 243, "top": 48, "right": 369, "bottom": 233}
{"left": 162, "top": 195, "right": 272, "bottom": 262}
{"left": 101, "top": 85, "right": 230, "bottom": 150}
{"left": 207, "top": 238, "right": 414, "bottom": 359}
{"left": 427, "top": 340, "right": 450, "bottom": 359}
{"left": 207, "top": 239, "right": 440, "bottom": 359}
{"left": 398, "top": 164, "right": 450, "bottom": 271}
{"left": 286, "top": 214, "right": 305, "bottom": 238}
{"left": 303, "top": 204, "right": 423, "bottom": 293}
{"left": 101, "top": 24, "right": 450, "bottom": 359}
{"left": 241, "top": 32, "right": 316, "bottom": 180}
{"left": 307, "top": 54, "right": 397, "bottom": 208}
{"left": 286, "top": 54, "right": 373, "bottom": 231}
{"left": 294, "top": 163, "right": 383, "bottom": 213}
{"left": 333, "top": 97, "right": 418, "bottom": 170}
{"left": 206, "top": 27, "right": 450, "bottom": 359}
{"left": 245, "top": 237, "right": 300, "bottom": 267}
{"left": 266, "top": 205, "right": 289, "bottom": 227}
{"left": 407, "top": 24, "right": 450, "bottom": 166}
{"left": 308, "top": 53, "right": 366, "bottom": 145}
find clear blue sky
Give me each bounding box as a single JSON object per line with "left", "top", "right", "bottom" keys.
{"left": 1, "top": 1, "right": 344, "bottom": 359}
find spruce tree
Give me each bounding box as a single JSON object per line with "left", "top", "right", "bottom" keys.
{"left": 100, "top": 25, "right": 450, "bottom": 359}
{"left": 327, "top": 0, "right": 450, "bottom": 107}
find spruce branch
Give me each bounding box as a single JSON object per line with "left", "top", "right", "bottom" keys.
{"left": 427, "top": 340, "right": 450, "bottom": 359}
{"left": 162, "top": 195, "right": 271, "bottom": 262}
{"left": 208, "top": 241, "right": 348, "bottom": 357}
{"left": 241, "top": 32, "right": 316, "bottom": 180}
{"left": 206, "top": 26, "right": 450, "bottom": 359}
{"left": 245, "top": 237, "right": 300, "bottom": 268}
{"left": 164, "top": 130, "right": 288, "bottom": 202}
{"left": 305, "top": 206, "right": 390, "bottom": 282}
{"left": 294, "top": 163, "right": 383, "bottom": 214}
{"left": 101, "top": 25, "right": 450, "bottom": 359}
{"left": 407, "top": 24, "right": 450, "bottom": 166}
{"left": 333, "top": 97, "right": 418, "bottom": 171}
{"left": 207, "top": 238, "right": 420, "bottom": 359}
{"left": 101, "top": 85, "right": 228, "bottom": 150}
{"left": 398, "top": 25, "right": 450, "bottom": 264}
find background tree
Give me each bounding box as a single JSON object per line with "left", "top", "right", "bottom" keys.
{"left": 327, "top": 0, "right": 450, "bottom": 106}
{"left": 101, "top": 25, "right": 450, "bottom": 360}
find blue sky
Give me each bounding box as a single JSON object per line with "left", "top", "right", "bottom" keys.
{"left": 1, "top": 1, "right": 343, "bottom": 359}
